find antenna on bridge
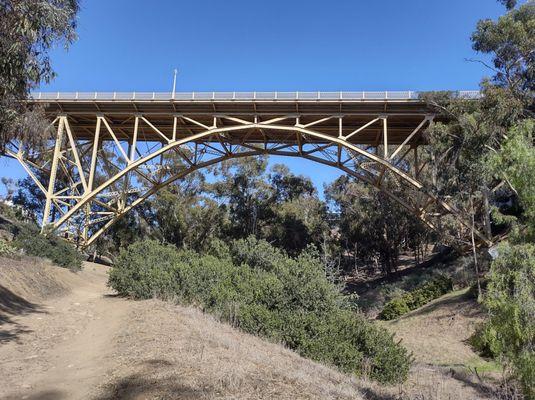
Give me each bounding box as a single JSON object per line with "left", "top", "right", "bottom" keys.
{"left": 172, "top": 68, "right": 178, "bottom": 99}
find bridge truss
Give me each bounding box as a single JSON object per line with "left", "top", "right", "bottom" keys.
{"left": 4, "top": 92, "right": 491, "bottom": 247}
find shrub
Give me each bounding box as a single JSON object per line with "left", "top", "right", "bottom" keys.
{"left": 469, "top": 322, "right": 500, "bottom": 359}
{"left": 378, "top": 297, "right": 412, "bottom": 321}
{"left": 109, "top": 237, "right": 412, "bottom": 384}
{"left": 12, "top": 224, "right": 83, "bottom": 271}
{"left": 0, "top": 239, "right": 16, "bottom": 257}
{"left": 379, "top": 275, "right": 453, "bottom": 320}
{"left": 108, "top": 239, "right": 184, "bottom": 299}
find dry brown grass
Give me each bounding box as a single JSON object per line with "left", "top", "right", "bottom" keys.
{"left": 95, "top": 299, "right": 364, "bottom": 400}
{"left": 0, "top": 255, "right": 70, "bottom": 305}
{"left": 366, "top": 288, "right": 503, "bottom": 400}
{"left": 385, "top": 289, "right": 485, "bottom": 365}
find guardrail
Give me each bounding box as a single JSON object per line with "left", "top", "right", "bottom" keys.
{"left": 30, "top": 90, "right": 481, "bottom": 101}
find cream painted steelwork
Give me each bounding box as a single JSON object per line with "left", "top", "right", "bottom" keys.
{"left": 5, "top": 91, "right": 490, "bottom": 247}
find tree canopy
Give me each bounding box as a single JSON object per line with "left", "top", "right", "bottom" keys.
{"left": 0, "top": 0, "right": 78, "bottom": 149}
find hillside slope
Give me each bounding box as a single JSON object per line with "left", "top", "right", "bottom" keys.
{"left": 378, "top": 289, "right": 502, "bottom": 400}
{"left": 0, "top": 256, "right": 502, "bottom": 400}
{"left": 0, "top": 257, "right": 363, "bottom": 400}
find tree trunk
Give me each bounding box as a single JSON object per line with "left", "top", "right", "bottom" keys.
{"left": 470, "top": 198, "right": 482, "bottom": 299}
{"left": 482, "top": 187, "right": 493, "bottom": 241}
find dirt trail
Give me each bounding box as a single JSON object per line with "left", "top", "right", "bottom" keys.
{"left": 0, "top": 262, "right": 133, "bottom": 400}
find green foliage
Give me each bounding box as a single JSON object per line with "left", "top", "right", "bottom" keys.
{"left": 208, "top": 159, "right": 330, "bottom": 254}
{"left": 469, "top": 322, "right": 501, "bottom": 359}
{"left": 0, "top": 239, "right": 16, "bottom": 257}
{"left": 107, "top": 239, "right": 184, "bottom": 298}
{"left": 378, "top": 297, "right": 412, "bottom": 321}
{"left": 472, "top": 243, "right": 535, "bottom": 398}
{"left": 12, "top": 176, "right": 46, "bottom": 219}
{"left": 487, "top": 120, "right": 535, "bottom": 240}
{"left": 326, "top": 176, "right": 432, "bottom": 275}
{"left": 12, "top": 224, "right": 83, "bottom": 271}
{"left": 109, "top": 238, "right": 411, "bottom": 384}
{"left": 379, "top": 275, "right": 453, "bottom": 320}
{"left": 0, "top": 0, "right": 79, "bottom": 148}
{"left": 472, "top": 1, "right": 535, "bottom": 98}
{"left": 151, "top": 167, "right": 228, "bottom": 252}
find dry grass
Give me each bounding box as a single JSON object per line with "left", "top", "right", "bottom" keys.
{"left": 0, "top": 255, "right": 70, "bottom": 305}
{"left": 366, "top": 288, "right": 503, "bottom": 400}
{"left": 95, "top": 299, "right": 364, "bottom": 400}
{"left": 385, "top": 289, "right": 486, "bottom": 365}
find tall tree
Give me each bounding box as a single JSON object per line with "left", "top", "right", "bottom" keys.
{"left": 0, "top": 0, "right": 79, "bottom": 149}
{"left": 264, "top": 164, "right": 329, "bottom": 255}
{"left": 209, "top": 157, "right": 273, "bottom": 239}
{"left": 326, "top": 176, "right": 431, "bottom": 276}
{"left": 459, "top": 2, "right": 535, "bottom": 396}
{"left": 472, "top": 0, "right": 534, "bottom": 114}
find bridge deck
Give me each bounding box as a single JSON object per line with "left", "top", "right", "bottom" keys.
{"left": 31, "top": 91, "right": 476, "bottom": 145}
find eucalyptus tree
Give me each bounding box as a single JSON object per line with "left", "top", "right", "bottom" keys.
{"left": 0, "top": 0, "right": 79, "bottom": 149}
{"left": 325, "top": 176, "right": 431, "bottom": 276}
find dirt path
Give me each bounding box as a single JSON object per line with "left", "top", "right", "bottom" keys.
{"left": 0, "top": 262, "right": 133, "bottom": 400}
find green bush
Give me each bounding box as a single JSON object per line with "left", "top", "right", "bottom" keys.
{"left": 107, "top": 239, "right": 184, "bottom": 298}
{"left": 12, "top": 224, "right": 83, "bottom": 271}
{"left": 379, "top": 275, "right": 453, "bottom": 320}
{"left": 378, "top": 297, "right": 412, "bottom": 321}
{"left": 469, "top": 322, "right": 500, "bottom": 359}
{"left": 109, "top": 237, "right": 411, "bottom": 384}
{"left": 0, "top": 239, "right": 16, "bottom": 257}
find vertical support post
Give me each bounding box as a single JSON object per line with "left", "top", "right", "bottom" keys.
{"left": 121, "top": 139, "right": 133, "bottom": 211}
{"left": 130, "top": 116, "right": 139, "bottom": 163}
{"left": 382, "top": 116, "right": 388, "bottom": 158}
{"left": 42, "top": 117, "right": 65, "bottom": 229}
{"left": 84, "top": 117, "right": 102, "bottom": 242}
{"left": 172, "top": 115, "right": 178, "bottom": 142}
{"left": 87, "top": 118, "right": 101, "bottom": 192}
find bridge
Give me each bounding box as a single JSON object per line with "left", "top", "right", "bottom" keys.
{"left": 4, "top": 91, "right": 490, "bottom": 247}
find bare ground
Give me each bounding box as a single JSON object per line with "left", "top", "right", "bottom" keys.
{"left": 0, "top": 256, "right": 501, "bottom": 400}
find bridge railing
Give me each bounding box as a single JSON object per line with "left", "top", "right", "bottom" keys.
{"left": 31, "top": 90, "right": 481, "bottom": 101}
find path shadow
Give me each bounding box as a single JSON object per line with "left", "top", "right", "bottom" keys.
{"left": 359, "top": 388, "right": 397, "bottom": 400}
{"left": 1, "top": 389, "right": 66, "bottom": 400}
{"left": 0, "top": 325, "right": 34, "bottom": 344}
{"left": 448, "top": 367, "right": 497, "bottom": 398}
{"left": 0, "top": 284, "right": 44, "bottom": 322}
{"left": 103, "top": 293, "right": 120, "bottom": 298}
{"left": 0, "top": 284, "right": 46, "bottom": 344}
{"left": 94, "top": 359, "right": 211, "bottom": 400}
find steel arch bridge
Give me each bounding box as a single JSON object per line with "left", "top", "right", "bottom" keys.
{"left": 4, "top": 91, "right": 491, "bottom": 248}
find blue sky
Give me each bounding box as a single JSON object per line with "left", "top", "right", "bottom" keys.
{"left": 1, "top": 0, "right": 505, "bottom": 196}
